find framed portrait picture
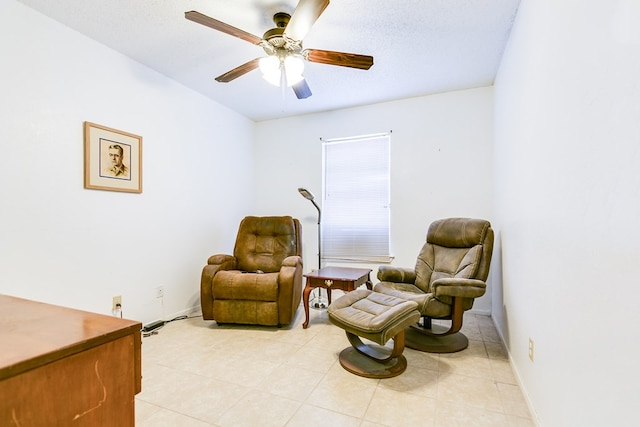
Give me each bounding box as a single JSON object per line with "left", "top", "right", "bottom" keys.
{"left": 84, "top": 121, "right": 142, "bottom": 193}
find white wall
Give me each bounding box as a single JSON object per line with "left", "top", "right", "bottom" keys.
{"left": 0, "top": 0, "right": 255, "bottom": 324}
{"left": 494, "top": 0, "right": 640, "bottom": 425}
{"left": 253, "top": 87, "right": 495, "bottom": 313}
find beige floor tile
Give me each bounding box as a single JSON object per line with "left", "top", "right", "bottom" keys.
{"left": 461, "top": 328, "right": 484, "bottom": 341}
{"left": 271, "top": 323, "right": 322, "bottom": 346}
{"left": 322, "top": 358, "right": 381, "bottom": 388}
{"left": 378, "top": 364, "right": 439, "bottom": 398}
{"left": 214, "top": 357, "right": 281, "bottom": 386}
{"left": 485, "top": 340, "right": 509, "bottom": 359}
{"left": 364, "top": 387, "right": 437, "bottom": 426}
{"left": 435, "top": 401, "right": 509, "bottom": 427}
{"left": 305, "top": 385, "right": 375, "bottom": 419}
{"left": 438, "top": 354, "right": 493, "bottom": 379}
{"left": 256, "top": 363, "right": 325, "bottom": 401}
{"left": 490, "top": 358, "right": 518, "bottom": 384}
{"left": 138, "top": 364, "right": 249, "bottom": 425}
{"left": 437, "top": 372, "right": 503, "bottom": 413}
{"left": 439, "top": 338, "right": 488, "bottom": 359}
{"left": 359, "top": 422, "right": 390, "bottom": 427}
{"left": 403, "top": 348, "right": 440, "bottom": 371}
{"left": 480, "top": 326, "right": 502, "bottom": 343}
{"left": 216, "top": 389, "right": 301, "bottom": 427}
{"left": 306, "top": 366, "right": 377, "bottom": 418}
{"left": 167, "top": 349, "right": 234, "bottom": 378}
{"left": 306, "top": 327, "right": 353, "bottom": 353}
{"left": 212, "top": 332, "right": 277, "bottom": 358}
{"left": 136, "top": 407, "right": 214, "bottom": 427}
{"left": 285, "top": 403, "right": 361, "bottom": 427}
{"left": 287, "top": 342, "right": 340, "bottom": 373}
{"left": 476, "top": 315, "right": 497, "bottom": 330}
{"left": 136, "top": 312, "right": 533, "bottom": 425}
{"left": 460, "top": 320, "right": 483, "bottom": 341}
{"left": 134, "top": 399, "right": 162, "bottom": 424}
{"left": 507, "top": 414, "right": 537, "bottom": 426}
{"left": 498, "top": 382, "right": 532, "bottom": 419}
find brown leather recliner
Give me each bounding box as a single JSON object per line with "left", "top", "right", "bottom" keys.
{"left": 200, "top": 216, "right": 303, "bottom": 326}
{"left": 374, "top": 218, "right": 494, "bottom": 353}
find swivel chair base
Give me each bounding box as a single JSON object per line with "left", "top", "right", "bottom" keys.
{"left": 405, "top": 323, "right": 469, "bottom": 353}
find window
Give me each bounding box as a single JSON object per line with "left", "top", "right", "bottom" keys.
{"left": 321, "top": 132, "right": 392, "bottom": 263}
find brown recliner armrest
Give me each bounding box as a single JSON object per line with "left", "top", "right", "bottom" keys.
{"left": 281, "top": 255, "right": 302, "bottom": 268}
{"left": 377, "top": 266, "right": 416, "bottom": 284}
{"left": 277, "top": 255, "right": 303, "bottom": 324}
{"left": 201, "top": 254, "right": 237, "bottom": 319}
{"left": 207, "top": 254, "right": 236, "bottom": 266}
{"left": 431, "top": 278, "right": 486, "bottom": 299}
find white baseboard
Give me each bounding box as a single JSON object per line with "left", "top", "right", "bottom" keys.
{"left": 490, "top": 316, "right": 541, "bottom": 426}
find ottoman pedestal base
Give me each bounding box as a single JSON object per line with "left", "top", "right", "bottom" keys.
{"left": 338, "top": 330, "right": 408, "bottom": 378}
{"left": 328, "top": 289, "right": 421, "bottom": 379}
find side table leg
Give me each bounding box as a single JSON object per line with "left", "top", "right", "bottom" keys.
{"left": 302, "top": 285, "right": 312, "bottom": 329}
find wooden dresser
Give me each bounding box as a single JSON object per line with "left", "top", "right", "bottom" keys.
{"left": 0, "top": 294, "right": 142, "bottom": 426}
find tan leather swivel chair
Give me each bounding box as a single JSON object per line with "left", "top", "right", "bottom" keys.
{"left": 374, "top": 218, "right": 494, "bottom": 353}
{"left": 200, "top": 216, "right": 303, "bottom": 326}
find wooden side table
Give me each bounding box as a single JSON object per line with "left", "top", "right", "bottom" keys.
{"left": 302, "top": 266, "right": 373, "bottom": 329}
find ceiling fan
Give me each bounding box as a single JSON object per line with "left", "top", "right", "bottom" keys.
{"left": 185, "top": 0, "right": 374, "bottom": 99}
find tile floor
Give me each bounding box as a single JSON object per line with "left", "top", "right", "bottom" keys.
{"left": 135, "top": 297, "right": 534, "bottom": 427}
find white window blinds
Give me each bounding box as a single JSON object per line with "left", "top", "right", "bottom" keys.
{"left": 321, "top": 132, "right": 392, "bottom": 263}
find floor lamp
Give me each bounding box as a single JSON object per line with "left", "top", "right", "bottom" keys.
{"left": 298, "top": 187, "right": 328, "bottom": 309}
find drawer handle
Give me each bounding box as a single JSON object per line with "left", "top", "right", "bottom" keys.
{"left": 325, "top": 279, "right": 333, "bottom": 287}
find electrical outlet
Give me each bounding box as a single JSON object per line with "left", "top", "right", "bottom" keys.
{"left": 528, "top": 338, "right": 535, "bottom": 362}
{"left": 156, "top": 286, "right": 164, "bottom": 299}
{"left": 112, "top": 295, "right": 122, "bottom": 317}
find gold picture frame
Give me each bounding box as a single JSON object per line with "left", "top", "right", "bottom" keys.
{"left": 84, "top": 121, "right": 142, "bottom": 193}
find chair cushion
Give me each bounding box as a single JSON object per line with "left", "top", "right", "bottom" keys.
{"left": 373, "top": 281, "right": 453, "bottom": 318}
{"left": 212, "top": 270, "right": 278, "bottom": 301}
{"left": 234, "top": 216, "right": 299, "bottom": 273}
{"left": 427, "top": 218, "right": 490, "bottom": 248}
{"left": 328, "top": 289, "right": 420, "bottom": 345}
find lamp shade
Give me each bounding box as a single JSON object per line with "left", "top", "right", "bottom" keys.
{"left": 298, "top": 187, "right": 314, "bottom": 200}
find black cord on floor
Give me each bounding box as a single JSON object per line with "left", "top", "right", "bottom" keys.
{"left": 141, "top": 314, "right": 200, "bottom": 337}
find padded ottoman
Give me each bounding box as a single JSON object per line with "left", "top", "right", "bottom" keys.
{"left": 327, "top": 289, "right": 421, "bottom": 378}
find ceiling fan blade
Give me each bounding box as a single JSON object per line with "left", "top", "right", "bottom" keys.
{"left": 284, "top": 0, "right": 330, "bottom": 41}
{"left": 293, "top": 79, "right": 312, "bottom": 99}
{"left": 185, "top": 11, "right": 262, "bottom": 45}
{"left": 304, "top": 49, "right": 374, "bottom": 70}
{"left": 215, "top": 58, "right": 261, "bottom": 83}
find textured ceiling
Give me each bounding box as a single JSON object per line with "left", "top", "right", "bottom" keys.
{"left": 18, "top": 0, "right": 521, "bottom": 122}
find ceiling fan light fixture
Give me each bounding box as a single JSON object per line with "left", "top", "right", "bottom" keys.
{"left": 259, "top": 55, "right": 305, "bottom": 87}
{"left": 284, "top": 55, "right": 304, "bottom": 86}
{"left": 259, "top": 56, "right": 281, "bottom": 86}
{"left": 187, "top": 2, "right": 374, "bottom": 99}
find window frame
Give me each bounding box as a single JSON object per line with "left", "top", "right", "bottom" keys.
{"left": 321, "top": 132, "right": 392, "bottom": 263}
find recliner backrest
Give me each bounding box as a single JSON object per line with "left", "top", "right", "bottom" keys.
{"left": 233, "top": 216, "right": 301, "bottom": 273}
{"left": 413, "top": 218, "right": 494, "bottom": 294}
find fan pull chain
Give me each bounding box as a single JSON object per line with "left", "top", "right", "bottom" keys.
{"left": 280, "top": 64, "right": 287, "bottom": 101}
